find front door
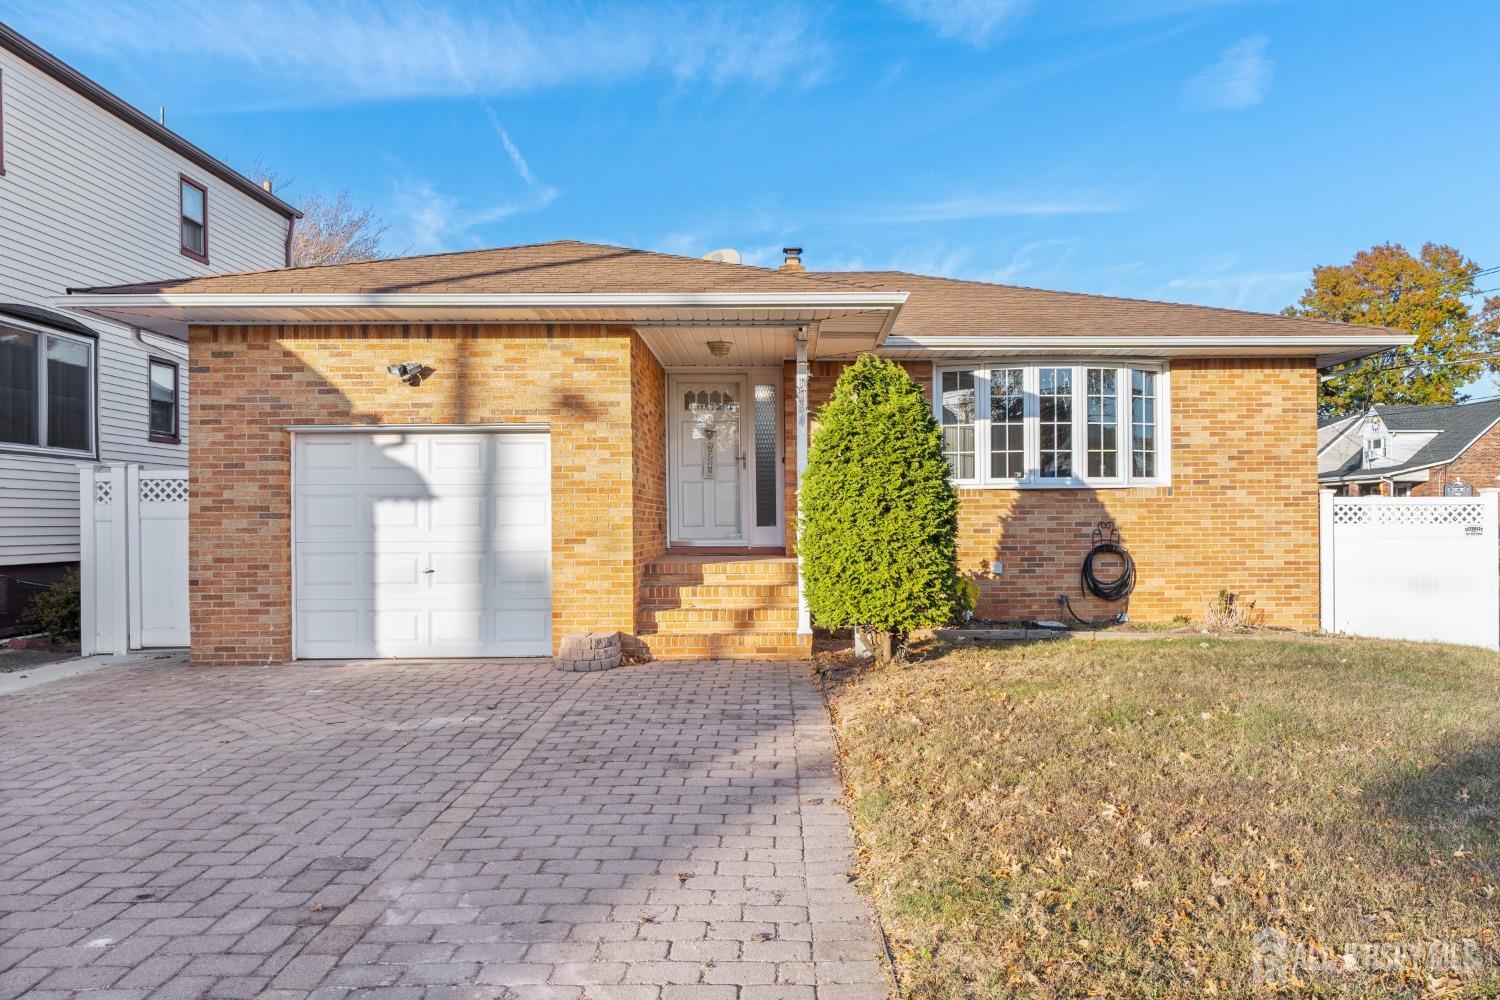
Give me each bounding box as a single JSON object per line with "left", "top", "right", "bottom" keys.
{"left": 670, "top": 378, "right": 747, "bottom": 544}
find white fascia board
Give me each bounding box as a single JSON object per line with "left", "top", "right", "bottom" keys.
{"left": 881, "top": 334, "right": 1414, "bottom": 352}
{"left": 60, "top": 291, "right": 911, "bottom": 310}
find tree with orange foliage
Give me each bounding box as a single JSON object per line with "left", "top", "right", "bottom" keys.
{"left": 1284, "top": 242, "right": 1500, "bottom": 415}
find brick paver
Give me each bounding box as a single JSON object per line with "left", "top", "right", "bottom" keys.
{"left": 0, "top": 657, "right": 890, "bottom": 999}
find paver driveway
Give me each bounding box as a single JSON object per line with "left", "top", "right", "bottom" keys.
{"left": 0, "top": 658, "right": 890, "bottom": 1000}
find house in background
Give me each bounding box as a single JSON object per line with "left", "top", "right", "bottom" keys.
{"left": 0, "top": 22, "right": 298, "bottom": 628}
{"left": 64, "top": 240, "right": 1407, "bottom": 664}
{"left": 1318, "top": 398, "right": 1500, "bottom": 496}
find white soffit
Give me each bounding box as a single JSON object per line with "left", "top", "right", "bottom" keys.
{"left": 875, "top": 334, "right": 1414, "bottom": 368}
{"left": 57, "top": 292, "right": 907, "bottom": 343}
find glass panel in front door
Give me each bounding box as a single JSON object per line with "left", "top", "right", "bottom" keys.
{"left": 753, "top": 384, "right": 778, "bottom": 528}
{"left": 674, "top": 382, "right": 742, "bottom": 541}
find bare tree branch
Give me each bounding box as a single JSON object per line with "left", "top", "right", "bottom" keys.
{"left": 251, "top": 165, "right": 388, "bottom": 267}
{"left": 288, "top": 190, "right": 388, "bottom": 267}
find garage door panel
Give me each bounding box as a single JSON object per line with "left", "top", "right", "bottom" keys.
{"left": 429, "top": 437, "right": 487, "bottom": 476}
{"left": 363, "top": 435, "right": 422, "bottom": 480}
{"left": 373, "top": 551, "right": 425, "bottom": 588}
{"left": 371, "top": 496, "right": 426, "bottom": 531}
{"left": 429, "top": 608, "right": 485, "bottom": 645}
{"left": 373, "top": 610, "right": 422, "bottom": 646}
{"left": 298, "top": 438, "right": 357, "bottom": 478}
{"left": 430, "top": 495, "right": 485, "bottom": 531}
{"left": 301, "top": 495, "right": 361, "bottom": 531}
{"left": 294, "top": 431, "right": 553, "bottom": 659}
{"left": 298, "top": 609, "right": 362, "bottom": 649}
{"left": 299, "top": 550, "right": 360, "bottom": 589}
{"left": 429, "top": 551, "right": 484, "bottom": 589}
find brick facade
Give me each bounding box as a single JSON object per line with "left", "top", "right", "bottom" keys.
{"left": 188, "top": 323, "right": 659, "bottom": 665}
{"left": 630, "top": 337, "right": 668, "bottom": 594}
{"left": 189, "top": 326, "right": 1319, "bottom": 665}
{"left": 787, "top": 357, "right": 1320, "bottom": 630}
{"left": 1408, "top": 422, "right": 1500, "bottom": 495}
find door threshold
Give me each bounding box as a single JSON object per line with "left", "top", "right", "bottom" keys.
{"left": 664, "top": 545, "right": 787, "bottom": 556}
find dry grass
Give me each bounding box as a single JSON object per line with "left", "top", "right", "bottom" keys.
{"left": 1200, "top": 591, "right": 1267, "bottom": 633}
{"left": 823, "top": 637, "right": 1500, "bottom": 998}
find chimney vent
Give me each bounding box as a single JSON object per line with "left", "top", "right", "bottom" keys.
{"left": 779, "top": 247, "right": 805, "bottom": 272}
{"left": 261, "top": 179, "right": 274, "bottom": 193}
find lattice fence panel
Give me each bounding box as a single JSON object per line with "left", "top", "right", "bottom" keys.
{"left": 94, "top": 480, "right": 112, "bottom": 505}
{"left": 1332, "top": 500, "right": 1484, "bottom": 526}
{"left": 139, "top": 478, "right": 189, "bottom": 503}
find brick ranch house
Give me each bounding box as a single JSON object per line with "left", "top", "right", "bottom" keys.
{"left": 64, "top": 241, "right": 1407, "bottom": 665}
{"left": 1319, "top": 398, "right": 1500, "bottom": 496}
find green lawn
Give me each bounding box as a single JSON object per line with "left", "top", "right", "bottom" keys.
{"left": 823, "top": 637, "right": 1500, "bottom": 998}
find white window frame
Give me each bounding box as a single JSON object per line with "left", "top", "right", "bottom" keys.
{"left": 0, "top": 318, "right": 97, "bottom": 458}
{"left": 933, "top": 359, "right": 1170, "bottom": 489}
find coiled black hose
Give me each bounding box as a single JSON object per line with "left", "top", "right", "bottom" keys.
{"left": 1081, "top": 540, "right": 1136, "bottom": 602}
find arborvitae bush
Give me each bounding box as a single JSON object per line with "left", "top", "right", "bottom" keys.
{"left": 22, "top": 571, "right": 81, "bottom": 646}
{"left": 799, "top": 354, "right": 959, "bottom": 657}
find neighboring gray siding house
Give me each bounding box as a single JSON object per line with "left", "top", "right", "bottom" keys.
{"left": 1318, "top": 398, "right": 1500, "bottom": 496}
{"left": 0, "top": 22, "right": 299, "bottom": 621}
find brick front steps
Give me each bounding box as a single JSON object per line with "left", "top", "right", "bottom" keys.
{"left": 638, "top": 554, "right": 812, "bottom": 660}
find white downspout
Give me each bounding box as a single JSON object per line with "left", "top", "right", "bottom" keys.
{"left": 795, "top": 334, "right": 811, "bottom": 636}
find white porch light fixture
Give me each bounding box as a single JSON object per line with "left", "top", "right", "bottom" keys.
{"left": 705, "top": 339, "right": 731, "bottom": 358}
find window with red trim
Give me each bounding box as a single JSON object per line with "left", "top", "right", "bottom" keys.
{"left": 179, "top": 176, "right": 207, "bottom": 261}
{"left": 148, "top": 357, "right": 179, "bottom": 442}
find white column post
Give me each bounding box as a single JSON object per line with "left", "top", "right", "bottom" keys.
{"left": 126, "top": 464, "right": 142, "bottom": 651}
{"left": 1318, "top": 488, "right": 1335, "bottom": 634}
{"left": 106, "top": 464, "right": 130, "bottom": 655}
{"left": 795, "top": 336, "right": 811, "bottom": 636}
{"left": 79, "top": 466, "right": 98, "bottom": 656}
{"left": 1482, "top": 489, "right": 1500, "bottom": 650}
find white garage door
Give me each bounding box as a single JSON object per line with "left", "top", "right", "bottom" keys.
{"left": 293, "top": 430, "right": 552, "bottom": 659}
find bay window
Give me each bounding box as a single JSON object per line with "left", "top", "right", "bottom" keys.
{"left": 939, "top": 369, "right": 976, "bottom": 480}
{"left": 1085, "top": 367, "right": 1118, "bottom": 479}
{"left": 1131, "top": 369, "right": 1158, "bottom": 478}
{"left": 1038, "top": 366, "right": 1073, "bottom": 479}
{"left": 934, "top": 361, "right": 1167, "bottom": 487}
{"left": 988, "top": 367, "right": 1024, "bottom": 480}
{"left": 0, "top": 324, "right": 94, "bottom": 455}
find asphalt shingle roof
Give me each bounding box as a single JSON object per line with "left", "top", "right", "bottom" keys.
{"left": 72, "top": 241, "right": 873, "bottom": 295}
{"left": 1320, "top": 398, "right": 1500, "bottom": 481}
{"left": 811, "top": 269, "right": 1371, "bottom": 339}
{"left": 74, "top": 240, "right": 1395, "bottom": 341}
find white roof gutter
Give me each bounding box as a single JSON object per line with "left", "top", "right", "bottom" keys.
{"left": 62, "top": 291, "right": 912, "bottom": 309}
{"left": 59, "top": 290, "right": 911, "bottom": 341}
{"left": 882, "top": 333, "right": 1413, "bottom": 367}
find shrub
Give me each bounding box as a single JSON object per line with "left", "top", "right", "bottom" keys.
{"left": 21, "top": 571, "right": 81, "bottom": 646}
{"left": 1200, "top": 588, "right": 1264, "bottom": 633}
{"left": 955, "top": 576, "right": 980, "bottom": 622}
{"left": 799, "top": 354, "right": 959, "bottom": 658}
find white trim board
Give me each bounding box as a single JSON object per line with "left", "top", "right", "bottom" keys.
{"left": 285, "top": 423, "right": 550, "bottom": 434}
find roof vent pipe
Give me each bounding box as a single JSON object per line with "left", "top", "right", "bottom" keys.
{"left": 779, "top": 247, "right": 805, "bottom": 272}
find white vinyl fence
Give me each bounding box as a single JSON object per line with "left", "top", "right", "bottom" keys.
{"left": 80, "top": 465, "right": 189, "bottom": 654}
{"left": 1320, "top": 490, "right": 1499, "bottom": 650}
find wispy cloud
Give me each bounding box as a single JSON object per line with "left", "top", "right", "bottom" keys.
{"left": 865, "top": 239, "right": 1082, "bottom": 286}
{"left": 389, "top": 180, "right": 550, "bottom": 255}
{"left": 1181, "top": 34, "right": 1274, "bottom": 110}
{"left": 1160, "top": 258, "right": 1305, "bottom": 310}
{"left": 10, "top": 0, "right": 829, "bottom": 106}
{"left": 883, "top": 0, "right": 1033, "bottom": 46}
{"left": 857, "top": 193, "right": 1127, "bottom": 224}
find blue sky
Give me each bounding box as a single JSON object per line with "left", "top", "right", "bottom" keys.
{"left": 5, "top": 0, "right": 1498, "bottom": 317}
